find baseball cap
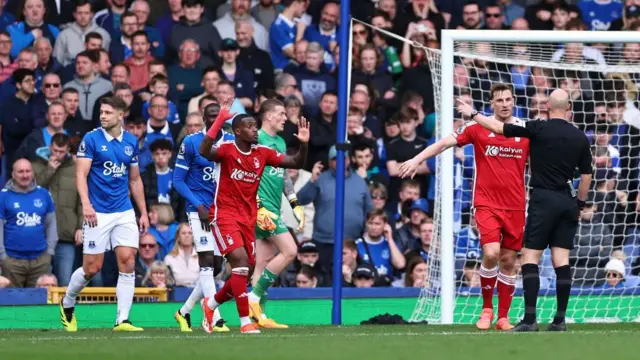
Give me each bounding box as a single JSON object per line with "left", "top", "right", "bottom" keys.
{"left": 353, "top": 264, "right": 375, "bottom": 279}
{"left": 627, "top": 5, "right": 640, "bottom": 18}
{"left": 328, "top": 145, "right": 348, "bottom": 160}
{"left": 220, "top": 38, "right": 239, "bottom": 51}
{"left": 299, "top": 241, "right": 319, "bottom": 254}
{"left": 410, "top": 198, "right": 429, "bottom": 214}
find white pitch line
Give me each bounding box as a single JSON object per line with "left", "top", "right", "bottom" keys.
{"left": 0, "top": 329, "right": 637, "bottom": 342}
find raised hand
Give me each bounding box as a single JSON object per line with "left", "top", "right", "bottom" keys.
{"left": 456, "top": 98, "right": 474, "bottom": 118}
{"left": 294, "top": 116, "right": 310, "bottom": 143}
{"left": 398, "top": 157, "right": 420, "bottom": 179}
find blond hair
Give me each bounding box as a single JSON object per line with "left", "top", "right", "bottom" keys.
{"left": 168, "top": 223, "right": 196, "bottom": 257}
{"left": 142, "top": 260, "right": 175, "bottom": 287}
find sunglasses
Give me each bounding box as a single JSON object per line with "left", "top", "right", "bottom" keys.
{"left": 140, "top": 243, "right": 156, "bottom": 249}
{"left": 44, "top": 83, "right": 60, "bottom": 88}
{"left": 485, "top": 13, "right": 501, "bottom": 18}
{"left": 606, "top": 272, "right": 621, "bottom": 278}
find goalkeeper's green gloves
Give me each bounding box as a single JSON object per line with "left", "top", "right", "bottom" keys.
{"left": 288, "top": 195, "right": 305, "bottom": 232}
{"left": 256, "top": 198, "right": 278, "bottom": 232}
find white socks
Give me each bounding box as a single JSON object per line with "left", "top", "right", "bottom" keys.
{"left": 239, "top": 316, "right": 252, "bottom": 327}
{"left": 116, "top": 272, "right": 135, "bottom": 325}
{"left": 207, "top": 296, "right": 220, "bottom": 310}
{"left": 180, "top": 281, "right": 202, "bottom": 315}
{"left": 63, "top": 268, "right": 91, "bottom": 308}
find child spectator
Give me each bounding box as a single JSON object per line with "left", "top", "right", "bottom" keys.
{"left": 351, "top": 143, "right": 382, "bottom": 183}
{"left": 141, "top": 139, "right": 175, "bottom": 206}
{"left": 355, "top": 209, "right": 406, "bottom": 280}
{"left": 142, "top": 74, "right": 180, "bottom": 124}
{"left": 352, "top": 264, "right": 376, "bottom": 288}
{"left": 279, "top": 240, "right": 329, "bottom": 287}
{"left": 405, "top": 219, "right": 433, "bottom": 262}
{"left": 395, "top": 198, "right": 429, "bottom": 253}
{"left": 341, "top": 239, "right": 360, "bottom": 286}
{"left": 295, "top": 265, "right": 318, "bottom": 288}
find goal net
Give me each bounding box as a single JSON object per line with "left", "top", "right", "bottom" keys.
{"left": 410, "top": 33, "right": 640, "bottom": 324}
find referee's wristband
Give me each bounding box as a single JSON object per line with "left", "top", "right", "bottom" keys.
{"left": 577, "top": 199, "right": 586, "bottom": 210}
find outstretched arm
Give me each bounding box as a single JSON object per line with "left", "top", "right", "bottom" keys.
{"left": 456, "top": 98, "right": 505, "bottom": 134}
{"left": 397, "top": 135, "right": 458, "bottom": 179}
{"left": 279, "top": 117, "right": 310, "bottom": 169}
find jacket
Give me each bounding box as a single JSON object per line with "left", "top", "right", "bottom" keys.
{"left": 0, "top": 95, "right": 37, "bottom": 167}
{"left": 31, "top": 153, "right": 82, "bottom": 243}
{"left": 139, "top": 163, "right": 184, "bottom": 221}
{"left": 222, "top": 62, "right": 256, "bottom": 101}
{"left": 63, "top": 75, "right": 113, "bottom": 120}
{"left": 238, "top": 43, "right": 275, "bottom": 90}
{"left": 15, "top": 127, "right": 48, "bottom": 162}
{"left": 290, "top": 66, "right": 336, "bottom": 108}
{"left": 7, "top": 22, "right": 60, "bottom": 58}
{"left": 297, "top": 169, "right": 373, "bottom": 244}
{"left": 54, "top": 22, "right": 112, "bottom": 66}
{"left": 94, "top": 8, "right": 121, "bottom": 39}
{"left": 168, "top": 18, "right": 221, "bottom": 67}
{"left": 167, "top": 64, "right": 204, "bottom": 119}
{"left": 164, "top": 247, "right": 199, "bottom": 286}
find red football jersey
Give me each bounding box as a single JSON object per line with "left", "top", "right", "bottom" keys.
{"left": 453, "top": 118, "right": 530, "bottom": 210}
{"left": 209, "top": 141, "right": 284, "bottom": 223}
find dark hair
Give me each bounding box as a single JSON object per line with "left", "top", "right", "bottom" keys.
{"left": 231, "top": 114, "right": 255, "bottom": 132}
{"left": 283, "top": 0, "right": 305, "bottom": 7}
{"left": 371, "top": 10, "right": 391, "bottom": 22}
{"left": 217, "top": 79, "right": 234, "bottom": 89}
{"left": 62, "top": 87, "right": 79, "bottom": 96}
{"left": 112, "top": 62, "right": 131, "bottom": 76}
{"left": 463, "top": 0, "right": 480, "bottom": 11}
{"left": 553, "top": 2, "right": 571, "bottom": 14}
{"left": 366, "top": 208, "right": 388, "bottom": 223}
{"left": 404, "top": 256, "right": 427, "bottom": 287}
{"left": 131, "top": 30, "right": 149, "bottom": 42}
{"left": 74, "top": 0, "right": 93, "bottom": 12}
{"left": 296, "top": 265, "right": 317, "bottom": 282}
{"left": 150, "top": 139, "right": 173, "bottom": 153}
{"left": 489, "top": 83, "right": 513, "bottom": 100}
{"left": 198, "top": 95, "right": 217, "bottom": 109}
{"left": 113, "top": 83, "right": 132, "bottom": 93}
{"left": 0, "top": 30, "right": 9, "bottom": 38}
{"left": 149, "top": 74, "right": 169, "bottom": 87}
{"left": 398, "top": 107, "right": 418, "bottom": 123}
{"left": 202, "top": 66, "right": 221, "bottom": 77}
{"left": 353, "top": 142, "right": 373, "bottom": 154}
{"left": 148, "top": 59, "right": 166, "bottom": 70}
{"left": 76, "top": 50, "right": 98, "bottom": 63}
{"left": 260, "top": 98, "right": 284, "bottom": 119}
{"left": 257, "top": 88, "right": 279, "bottom": 100}
{"left": 348, "top": 106, "right": 365, "bottom": 118}
{"left": 400, "top": 91, "right": 423, "bottom": 105}
{"left": 51, "top": 133, "right": 70, "bottom": 147}
{"left": 12, "top": 68, "right": 35, "bottom": 84}
{"left": 125, "top": 116, "right": 145, "bottom": 125}
{"left": 121, "top": 11, "right": 137, "bottom": 24}
{"left": 343, "top": 238, "right": 357, "bottom": 251}
{"left": 84, "top": 32, "right": 102, "bottom": 43}
{"left": 182, "top": 0, "right": 204, "bottom": 8}
{"left": 101, "top": 96, "right": 128, "bottom": 111}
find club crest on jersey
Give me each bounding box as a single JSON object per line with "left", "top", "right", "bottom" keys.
{"left": 124, "top": 146, "right": 133, "bottom": 156}
{"left": 33, "top": 198, "right": 43, "bottom": 208}
{"left": 88, "top": 241, "right": 96, "bottom": 249}
{"left": 179, "top": 143, "right": 185, "bottom": 155}
{"left": 199, "top": 236, "right": 208, "bottom": 245}
{"left": 226, "top": 234, "right": 234, "bottom": 245}
{"left": 78, "top": 141, "right": 86, "bottom": 154}
{"left": 253, "top": 157, "right": 260, "bottom": 169}
{"left": 456, "top": 125, "right": 465, "bottom": 134}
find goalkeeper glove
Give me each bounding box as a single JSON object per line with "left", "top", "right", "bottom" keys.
{"left": 256, "top": 199, "right": 278, "bottom": 232}
{"left": 288, "top": 195, "right": 305, "bottom": 232}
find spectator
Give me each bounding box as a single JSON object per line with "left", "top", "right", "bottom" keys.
{"left": 214, "top": 0, "right": 269, "bottom": 52}
{"left": 168, "top": 39, "right": 205, "bottom": 119}
{"left": 279, "top": 95, "right": 303, "bottom": 149}
{"left": 352, "top": 264, "right": 376, "bottom": 288}
{"left": 462, "top": 257, "right": 481, "bottom": 288}
{"left": 386, "top": 108, "right": 430, "bottom": 203}
{"left": 0, "top": 159, "right": 57, "bottom": 288}
{"left": 0, "top": 69, "right": 38, "bottom": 175}
{"left": 0, "top": 31, "right": 16, "bottom": 83}
{"left": 405, "top": 219, "right": 433, "bottom": 262}
{"left": 393, "top": 255, "right": 427, "bottom": 288}
{"left": 283, "top": 39, "right": 307, "bottom": 73}
{"left": 113, "top": 83, "right": 141, "bottom": 122}
{"left": 608, "top": 1, "right": 637, "bottom": 31}
{"left": 61, "top": 87, "right": 92, "bottom": 140}
{"left": 168, "top": 0, "right": 221, "bottom": 68}
{"left": 0, "top": 0, "right": 16, "bottom": 32}
{"left": 142, "top": 75, "right": 181, "bottom": 124}
{"left": 551, "top": 2, "right": 571, "bottom": 30}
{"left": 97, "top": 49, "right": 112, "bottom": 79}
{"left": 218, "top": 38, "right": 256, "bottom": 109}
{"left": 155, "top": 0, "right": 182, "bottom": 46}
{"left": 182, "top": 111, "right": 205, "bottom": 138}
{"left": 295, "top": 265, "right": 318, "bottom": 288}
{"left": 351, "top": 85, "right": 383, "bottom": 139}
{"left": 401, "top": 0, "right": 446, "bottom": 34}
{"left": 164, "top": 223, "right": 199, "bottom": 286}
{"left": 269, "top": 0, "right": 307, "bottom": 70}
{"left": 461, "top": 1, "right": 483, "bottom": 29}
{"left": 89, "top": 64, "right": 135, "bottom": 124}
{"left": 341, "top": 238, "right": 359, "bottom": 285}
{"left": 280, "top": 157, "right": 315, "bottom": 241}
{"left": 124, "top": 116, "right": 146, "bottom": 156}
{"left": 304, "top": 2, "right": 339, "bottom": 68}
{"left": 53, "top": 0, "right": 112, "bottom": 67}
{"left": 290, "top": 41, "right": 336, "bottom": 109}
{"left": 141, "top": 139, "right": 179, "bottom": 211}
{"left": 214, "top": 80, "right": 247, "bottom": 117}
{"left": 33, "top": 37, "right": 62, "bottom": 85}
{"left": 355, "top": 209, "right": 406, "bottom": 278}
{"left": 35, "top": 273, "right": 57, "bottom": 288}
{"left": 123, "top": 31, "right": 155, "bottom": 92}
{"left": 385, "top": 179, "right": 420, "bottom": 230}
{"left": 307, "top": 91, "right": 337, "bottom": 169}
{"left": 252, "top": 0, "right": 280, "bottom": 31}
{"left": 280, "top": 241, "right": 328, "bottom": 287}
{"left": 147, "top": 203, "right": 179, "bottom": 260}
{"left": 142, "top": 260, "right": 175, "bottom": 288}
{"left": 346, "top": 106, "right": 377, "bottom": 155}
{"left": 599, "top": 258, "right": 636, "bottom": 289}
{"left": 15, "top": 101, "right": 66, "bottom": 161}
{"left": 7, "top": 0, "right": 59, "bottom": 58}
{"left": 131, "top": 0, "right": 165, "bottom": 58}
{"left": 135, "top": 233, "right": 159, "bottom": 286}
{"left": 93, "top": 0, "right": 127, "bottom": 39}
{"left": 31, "top": 73, "right": 62, "bottom": 127}
{"left": 498, "top": 0, "right": 525, "bottom": 25}
{"left": 297, "top": 145, "right": 373, "bottom": 269}
{"left": 370, "top": 11, "right": 402, "bottom": 78}
{"left": 351, "top": 142, "right": 381, "bottom": 184}
{"left": 511, "top": 17, "right": 529, "bottom": 29}
{"left": 396, "top": 198, "right": 430, "bottom": 253}
{"left": 63, "top": 50, "right": 113, "bottom": 121}
{"left": 108, "top": 11, "right": 140, "bottom": 65}
{"left": 139, "top": 95, "right": 175, "bottom": 170}
{"left": 236, "top": 19, "right": 275, "bottom": 91}
{"left": 455, "top": 216, "right": 482, "bottom": 264}
{"left": 376, "top": 118, "right": 400, "bottom": 179}
{"left": 59, "top": 32, "right": 105, "bottom": 84}
{"left": 30, "top": 134, "right": 81, "bottom": 286}
{"left": 186, "top": 66, "right": 220, "bottom": 114}
{"left": 370, "top": 182, "right": 389, "bottom": 213}
{"left": 483, "top": 4, "right": 510, "bottom": 29}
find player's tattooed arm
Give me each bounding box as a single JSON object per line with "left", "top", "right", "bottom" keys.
{"left": 198, "top": 136, "right": 219, "bottom": 161}
{"left": 283, "top": 171, "right": 296, "bottom": 197}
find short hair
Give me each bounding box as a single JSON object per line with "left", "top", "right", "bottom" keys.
{"left": 198, "top": 95, "right": 217, "bottom": 109}
{"left": 149, "top": 74, "right": 169, "bottom": 87}
{"left": 275, "top": 72, "right": 295, "bottom": 91}
{"left": 489, "top": 83, "right": 513, "bottom": 100}
{"left": 343, "top": 238, "right": 357, "bottom": 251}
{"left": 283, "top": 0, "right": 305, "bottom": 7}
{"left": 131, "top": 30, "right": 149, "bottom": 42}
{"left": 371, "top": 10, "right": 391, "bottom": 22}
{"left": 12, "top": 68, "right": 35, "bottom": 84}
{"left": 113, "top": 83, "right": 132, "bottom": 93}
{"left": 366, "top": 208, "right": 388, "bottom": 223}
{"left": 369, "top": 182, "right": 388, "bottom": 198}
{"left": 112, "top": 62, "right": 131, "bottom": 76}
{"left": 321, "top": 90, "right": 338, "bottom": 100}
{"left": 85, "top": 32, "right": 103, "bottom": 43}
{"left": 0, "top": 30, "right": 9, "bottom": 38}
{"left": 348, "top": 106, "right": 364, "bottom": 118}
{"left": 260, "top": 98, "right": 284, "bottom": 118}
{"left": 566, "top": 18, "right": 587, "bottom": 31}
{"left": 296, "top": 264, "right": 317, "bottom": 280}
{"left": 150, "top": 139, "right": 173, "bottom": 153}
{"left": 257, "top": 88, "right": 279, "bottom": 100}
{"left": 125, "top": 116, "right": 145, "bottom": 125}
{"left": 398, "top": 107, "right": 418, "bottom": 123}
{"left": 231, "top": 114, "right": 255, "bottom": 132}
{"left": 51, "top": 133, "right": 70, "bottom": 147}
{"left": 463, "top": 0, "right": 480, "bottom": 11}
{"left": 400, "top": 91, "right": 423, "bottom": 105}
{"left": 353, "top": 142, "right": 374, "bottom": 154}
{"left": 202, "top": 65, "right": 221, "bottom": 77}
{"left": 76, "top": 50, "right": 98, "bottom": 63}
{"left": 62, "top": 87, "right": 79, "bottom": 96}
{"left": 217, "top": 79, "right": 234, "bottom": 89}
{"left": 400, "top": 179, "right": 420, "bottom": 191}
{"left": 182, "top": 0, "right": 204, "bottom": 7}
{"left": 150, "top": 93, "right": 168, "bottom": 105}
{"left": 553, "top": 2, "right": 571, "bottom": 13}
{"left": 283, "top": 95, "right": 302, "bottom": 108}
{"left": 48, "top": 100, "right": 65, "bottom": 111}
{"left": 74, "top": 0, "right": 93, "bottom": 12}
{"left": 148, "top": 59, "right": 166, "bottom": 70}
{"left": 121, "top": 11, "right": 137, "bottom": 24}
{"left": 307, "top": 41, "right": 324, "bottom": 54}
{"left": 101, "top": 96, "right": 127, "bottom": 111}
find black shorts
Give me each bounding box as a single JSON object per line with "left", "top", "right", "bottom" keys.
{"left": 524, "top": 188, "right": 579, "bottom": 250}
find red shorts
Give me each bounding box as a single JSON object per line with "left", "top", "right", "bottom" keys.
{"left": 211, "top": 218, "right": 256, "bottom": 266}
{"left": 474, "top": 207, "right": 525, "bottom": 251}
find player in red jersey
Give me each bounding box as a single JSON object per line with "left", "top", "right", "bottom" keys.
{"left": 198, "top": 97, "right": 309, "bottom": 334}
{"left": 399, "top": 84, "right": 529, "bottom": 331}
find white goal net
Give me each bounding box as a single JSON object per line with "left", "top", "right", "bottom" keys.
{"left": 410, "top": 33, "right": 640, "bottom": 324}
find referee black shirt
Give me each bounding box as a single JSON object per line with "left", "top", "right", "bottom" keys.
{"left": 503, "top": 118, "right": 593, "bottom": 189}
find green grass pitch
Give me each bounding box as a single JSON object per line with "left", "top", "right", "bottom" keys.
{"left": 1, "top": 324, "right": 639, "bottom": 360}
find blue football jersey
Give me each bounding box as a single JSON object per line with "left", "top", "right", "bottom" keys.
{"left": 156, "top": 168, "right": 173, "bottom": 204}
{"left": 355, "top": 237, "right": 393, "bottom": 276}
{"left": 269, "top": 14, "right": 296, "bottom": 69}
{"left": 77, "top": 128, "right": 140, "bottom": 213}
{"left": 173, "top": 130, "right": 235, "bottom": 212}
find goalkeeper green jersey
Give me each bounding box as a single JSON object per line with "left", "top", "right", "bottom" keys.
{"left": 257, "top": 129, "right": 287, "bottom": 211}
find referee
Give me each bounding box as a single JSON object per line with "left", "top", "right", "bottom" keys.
{"left": 456, "top": 88, "right": 593, "bottom": 332}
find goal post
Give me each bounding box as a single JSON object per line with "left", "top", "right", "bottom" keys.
{"left": 412, "top": 29, "right": 640, "bottom": 325}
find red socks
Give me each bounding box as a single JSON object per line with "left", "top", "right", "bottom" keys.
{"left": 497, "top": 272, "right": 516, "bottom": 319}
{"left": 213, "top": 279, "right": 234, "bottom": 304}
{"left": 229, "top": 271, "right": 250, "bottom": 318}
{"left": 479, "top": 265, "right": 498, "bottom": 310}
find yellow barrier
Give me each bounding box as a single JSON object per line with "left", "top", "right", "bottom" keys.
{"left": 48, "top": 287, "right": 169, "bottom": 304}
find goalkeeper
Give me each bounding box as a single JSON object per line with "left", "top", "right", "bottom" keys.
{"left": 250, "top": 99, "right": 305, "bottom": 329}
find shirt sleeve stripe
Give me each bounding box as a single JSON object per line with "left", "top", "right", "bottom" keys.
{"left": 175, "top": 164, "right": 189, "bottom": 170}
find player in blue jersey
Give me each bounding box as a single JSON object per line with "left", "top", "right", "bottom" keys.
{"left": 173, "top": 104, "right": 234, "bottom": 333}
{"left": 60, "top": 96, "right": 150, "bottom": 332}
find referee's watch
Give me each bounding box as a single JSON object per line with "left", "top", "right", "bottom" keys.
{"left": 470, "top": 110, "right": 479, "bottom": 119}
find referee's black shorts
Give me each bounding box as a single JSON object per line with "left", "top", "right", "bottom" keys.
{"left": 524, "top": 188, "right": 580, "bottom": 250}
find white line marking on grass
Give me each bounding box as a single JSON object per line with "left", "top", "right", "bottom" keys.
{"left": 1, "top": 329, "right": 637, "bottom": 342}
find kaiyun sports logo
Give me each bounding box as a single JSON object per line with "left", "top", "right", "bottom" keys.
{"left": 484, "top": 145, "right": 524, "bottom": 158}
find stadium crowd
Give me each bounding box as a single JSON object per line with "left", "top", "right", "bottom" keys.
{"left": 0, "top": 0, "right": 638, "bottom": 293}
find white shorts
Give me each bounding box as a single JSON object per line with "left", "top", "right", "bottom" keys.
{"left": 83, "top": 210, "right": 139, "bottom": 255}
{"left": 187, "top": 212, "right": 221, "bottom": 255}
